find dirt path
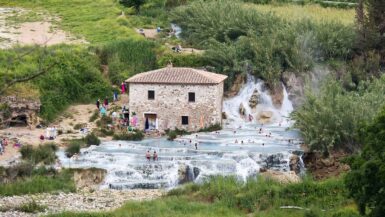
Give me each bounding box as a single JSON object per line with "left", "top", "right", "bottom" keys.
{"left": 0, "top": 7, "right": 85, "bottom": 49}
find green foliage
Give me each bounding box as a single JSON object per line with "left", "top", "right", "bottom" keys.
{"left": 89, "top": 110, "right": 100, "bottom": 122}
{"left": 96, "top": 116, "right": 113, "bottom": 127}
{"left": 65, "top": 143, "right": 81, "bottom": 158}
{"left": 171, "top": 0, "right": 355, "bottom": 87}
{"left": 0, "top": 169, "right": 75, "bottom": 196}
{"left": 2, "top": 0, "right": 141, "bottom": 43}
{"left": 291, "top": 75, "right": 385, "bottom": 154}
{"left": 112, "top": 130, "right": 144, "bottom": 141}
{"left": 85, "top": 133, "right": 101, "bottom": 146}
{"left": 15, "top": 200, "right": 46, "bottom": 213}
{"left": 20, "top": 143, "right": 58, "bottom": 165}
{"left": 157, "top": 53, "right": 205, "bottom": 68}
{"left": 355, "top": 0, "right": 385, "bottom": 64}
{"left": 95, "top": 39, "right": 157, "bottom": 85}
{"left": 120, "top": 0, "right": 146, "bottom": 12}
{"left": 50, "top": 176, "right": 357, "bottom": 217}
{"left": 0, "top": 46, "right": 111, "bottom": 122}
{"left": 166, "top": 128, "right": 190, "bottom": 140}
{"left": 198, "top": 123, "right": 222, "bottom": 132}
{"left": 344, "top": 107, "right": 385, "bottom": 216}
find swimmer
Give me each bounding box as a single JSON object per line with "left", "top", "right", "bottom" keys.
{"left": 262, "top": 143, "right": 265, "bottom": 146}
{"left": 195, "top": 143, "right": 198, "bottom": 150}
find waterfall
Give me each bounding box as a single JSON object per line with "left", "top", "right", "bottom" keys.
{"left": 223, "top": 75, "right": 294, "bottom": 127}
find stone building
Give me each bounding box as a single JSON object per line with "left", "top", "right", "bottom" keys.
{"left": 126, "top": 67, "right": 227, "bottom": 132}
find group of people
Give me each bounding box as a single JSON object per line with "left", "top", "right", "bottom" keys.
{"left": 146, "top": 150, "right": 158, "bottom": 161}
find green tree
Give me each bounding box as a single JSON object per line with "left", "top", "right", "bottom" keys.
{"left": 119, "top": 0, "right": 146, "bottom": 12}
{"left": 345, "top": 107, "right": 385, "bottom": 216}
{"left": 355, "top": 0, "right": 385, "bottom": 64}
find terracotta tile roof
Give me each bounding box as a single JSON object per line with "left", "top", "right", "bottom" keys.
{"left": 125, "top": 67, "right": 227, "bottom": 85}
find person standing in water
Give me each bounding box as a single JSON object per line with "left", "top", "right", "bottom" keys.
{"left": 146, "top": 150, "right": 151, "bottom": 161}
{"left": 153, "top": 151, "right": 158, "bottom": 161}
{"left": 195, "top": 142, "right": 198, "bottom": 150}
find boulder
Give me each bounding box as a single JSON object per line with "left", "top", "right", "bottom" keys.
{"left": 289, "top": 154, "right": 301, "bottom": 174}
{"left": 73, "top": 168, "right": 107, "bottom": 191}
{"left": 260, "top": 170, "right": 301, "bottom": 184}
{"left": 239, "top": 103, "right": 246, "bottom": 116}
{"left": 178, "top": 164, "right": 199, "bottom": 184}
{"left": 257, "top": 111, "right": 273, "bottom": 124}
{"left": 248, "top": 89, "right": 260, "bottom": 108}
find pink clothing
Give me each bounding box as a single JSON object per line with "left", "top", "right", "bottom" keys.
{"left": 121, "top": 83, "right": 126, "bottom": 94}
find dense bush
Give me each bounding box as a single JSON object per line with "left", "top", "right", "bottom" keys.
{"left": 166, "top": 128, "right": 189, "bottom": 140}
{"left": 15, "top": 200, "right": 46, "bottom": 213}
{"left": 291, "top": 75, "right": 385, "bottom": 154}
{"left": 20, "top": 143, "right": 58, "bottom": 165}
{"left": 65, "top": 143, "right": 81, "bottom": 158}
{"left": 112, "top": 130, "right": 144, "bottom": 141}
{"left": 157, "top": 53, "right": 205, "bottom": 68}
{"left": 84, "top": 133, "right": 101, "bottom": 146}
{"left": 198, "top": 123, "right": 222, "bottom": 132}
{"left": 344, "top": 107, "right": 385, "bottom": 217}
{"left": 171, "top": 0, "right": 355, "bottom": 87}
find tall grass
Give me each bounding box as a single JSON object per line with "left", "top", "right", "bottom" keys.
{"left": 0, "top": 169, "right": 75, "bottom": 196}
{"left": 172, "top": 0, "right": 354, "bottom": 87}
{"left": 249, "top": 3, "right": 355, "bottom": 25}
{"left": 95, "top": 39, "right": 158, "bottom": 85}
{"left": 47, "top": 175, "right": 358, "bottom": 217}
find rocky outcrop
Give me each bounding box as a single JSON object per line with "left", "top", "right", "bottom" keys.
{"left": 289, "top": 155, "right": 301, "bottom": 174}
{"left": 226, "top": 74, "right": 246, "bottom": 97}
{"left": 0, "top": 96, "right": 41, "bottom": 129}
{"left": 248, "top": 89, "right": 260, "bottom": 109}
{"left": 257, "top": 111, "right": 273, "bottom": 124}
{"left": 73, "top": 168, "right": 107, "bottom": 191}
{"left": 239, "top": 103, "right": 246, "bottom": 116}
{"left": 269, "top": 84, "right": 284, "bottom": 108}
{"left": 281, "top": 71, "right": 305, "bottom": 108}
{"left": 178, "top": 164, "right": 200, "bottom": 184}
{"left": 260, "top": 170, "right": 301, "bottom": 184}
{"left": 302, "top": 151, "right": 350, "bottom": 180}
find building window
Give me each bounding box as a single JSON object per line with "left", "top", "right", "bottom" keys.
{"left": 182, "top": 116, "right": 189, "bottom": 125}
{"left": 188, "top": 92, "right": 195, "bottom": 102}
{"left": 148, "top": 90, "right": 155, "bottom": 100}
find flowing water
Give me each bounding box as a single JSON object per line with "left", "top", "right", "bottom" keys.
{"left": 57, "top": 77, "right": 303, "bottom": 189}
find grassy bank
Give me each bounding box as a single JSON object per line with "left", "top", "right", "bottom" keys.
{"left": 46, "top": 176, "right": 358, "bottom": 217}
{"left": 0, "top": 169, "right": 75, "bottom": 196}
{"left": 1, "top": 0, "right": 141, "bottom": 43}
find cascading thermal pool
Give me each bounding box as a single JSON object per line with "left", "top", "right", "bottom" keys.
{"left": 57, "top": 77, "right": 303, "bottom": 190}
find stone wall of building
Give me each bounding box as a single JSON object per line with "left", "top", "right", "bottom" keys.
{"left": 128, "top": 82, "right": 224, "bottom": 132}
